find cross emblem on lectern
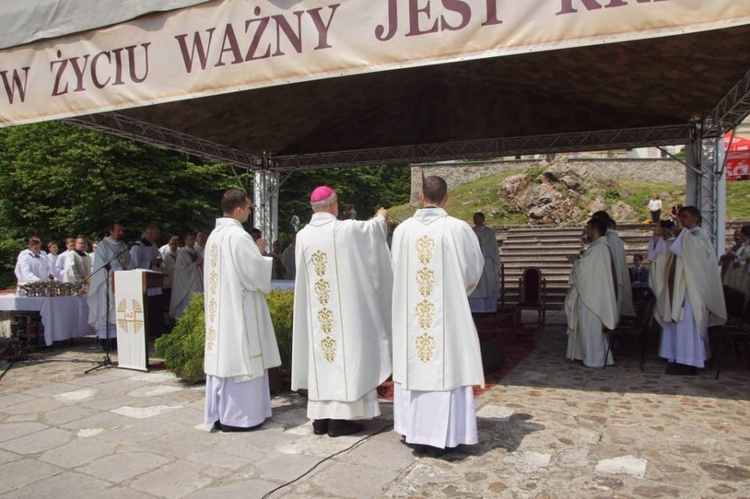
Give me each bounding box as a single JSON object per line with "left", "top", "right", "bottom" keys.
{"left": 117, "top": 299, "right": 144, "bottom": 333}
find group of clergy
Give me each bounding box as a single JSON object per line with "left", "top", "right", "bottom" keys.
{"left": 565, "top": 207, "right": 727, "bottom": 375}
{"left": 15, "top": 235, "right": 94, "bottom": 289}
{"left": 204, "top": 177, "right": 486, "bottom": 456}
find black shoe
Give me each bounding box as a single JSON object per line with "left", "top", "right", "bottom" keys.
{"left": 412, "top": 444, "right": 429, "bottom": 456}
{"left": 212, "top": 420, "right": 222, "bottom": 432}
{"left": 327, "top": 420, "right": 364, "bottom": 437}
{"left": 215, "top": 421, "right": 264, "bottom": 432}
{"left": 666, "top": 363, "right": 696, "bottom": 376}
{"left": 312, "top": 419, "right": 330, "bottom": 435}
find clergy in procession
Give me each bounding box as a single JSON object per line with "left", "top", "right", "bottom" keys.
{"left": 194, "top": 231, "right": 206, "bottom": 258}
{"left": 169, "top": 232, "right": 204, "bottom": 319}
{"left": 592, "top": 211, "right": 635, "bottom": 320}
{"left": 204, "top": 189, "right": 281, "bottom": 432}
{"left": 391, "top": 176, "right": 485, "bottom": 456}
{"left": 468, "top": 212, "right": 501, "bottom": 313}
{"left": 292, "top": 186, "right": 393, "bottom": 438}
{"left": 63, "top": 236, "right": 92, "bottom": 290}
{"left": 654, "top": 206, "right": 726, "bottom": 375}
{"left": 88, "top": 222, "right": 133, "bottom": 349}
{"left": 15, "top": 236, "right": 55, "bottom": 284}
{"left": 565, "top": 217, "right": 619, "bottom": 367}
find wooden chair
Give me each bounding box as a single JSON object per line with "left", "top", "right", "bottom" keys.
{"left": 712, "top": 296, "right": 750, "bottom": 379}
{"left": 603, "top": 293, "right": 655, "bottom": 372}
{"left": 514, "top": 267, "right": 546, "bottom": 333}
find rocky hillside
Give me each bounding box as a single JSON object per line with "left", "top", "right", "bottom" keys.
{"left": 402, "top": 158, "right": 688, "bottom": 226}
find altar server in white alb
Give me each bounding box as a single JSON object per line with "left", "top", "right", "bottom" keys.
{"left": 468, "top": 212, "right": 501, "bottom": 313}
{"left": 88, "top": 222, "right": 133, "bottom": 348}
{"left": 565, "top": 217, "right": 618, "bottom": 367}
{"left": 654, "top": 206, "right": 726, "bottom": 375}
{"left": 204, "top": 189, "right": 281, "bottom": 432}
{"left": 391, "top": 176, "right": 485, "bottom": 456}
{"left": 292, "top": 186, "right": 392, "bottom": 437}
{"left": 15, "top": 236, "right": 54, "bottom": 284}
{"left": 170, "top": 232, "right": 204, "bottom": 319}
{"left": 63, "top": 236, "right": 92, "bottom": 289}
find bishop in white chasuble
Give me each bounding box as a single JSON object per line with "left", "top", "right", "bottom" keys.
{"left": 291, "top": 186, "right": 392, "bottom": 436}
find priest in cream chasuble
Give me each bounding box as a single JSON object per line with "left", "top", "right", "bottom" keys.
{"left": 656, "top": 206, "right": 726, "bottom": 372}
{"left": 565, "top": 218, "right": 618, "bottom": 368}
{"left": 391, "top": 176, "right": 485, "bottom": 452}
{"left": 292, "top": 186, "right": 392, "bottom": 436}
{"left": 203, "top": 189, "right": 281, "bottom": 431}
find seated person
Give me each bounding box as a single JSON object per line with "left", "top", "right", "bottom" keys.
{"left": 629, "top": 254, "right": 651, "bottom": 302}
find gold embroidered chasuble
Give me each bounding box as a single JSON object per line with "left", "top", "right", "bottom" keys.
{"left": 391, "top": 208, "right": 485, "bottom": 392}
{"left": 291, "top": 212, "right": 393, "bottom": 402}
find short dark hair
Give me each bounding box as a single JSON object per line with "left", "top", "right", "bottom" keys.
{"left": 422, "top": 176, "right": 448, "bottom": 204}
{"left": 740, "top": 225, "right": 750, "bottom": 238}
{"left": 221, "top": 189, "right": 249, "bottom": 215}
{"left": 28, "top": 236, "right": 41, "bottom": 246}
{"left": 678, "top": 205, "right": 702, "bottom": 224}
{"left": 591, "top": 210, "right": 611, "bottom": 222}
{"left": 587, "top": 217, "right": 608, "bottom": 237}
{"left": 659, "top": 220, "right": 675, "bottom": 229}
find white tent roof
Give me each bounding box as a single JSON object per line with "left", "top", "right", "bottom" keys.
{"left": 0, "top": 0, "right": 209, "bottom": 49}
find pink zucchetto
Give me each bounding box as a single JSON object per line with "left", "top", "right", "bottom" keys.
{"left": 310, "top": 185, "right": 335, "bottom": 202}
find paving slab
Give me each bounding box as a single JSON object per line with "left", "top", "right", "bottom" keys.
{"left": 0, "top": 330, "right": 749, "bottom": 498}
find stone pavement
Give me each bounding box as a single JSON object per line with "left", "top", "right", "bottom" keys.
{"left": 1, "top": 318, "right": 749, "bottom": 499}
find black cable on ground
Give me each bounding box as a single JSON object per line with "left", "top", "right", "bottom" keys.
{"left": 261, "top": 423, "right": 394, "bottom": 499}
{"left": 0, "top": 360, "right": 16, "bottom": 383}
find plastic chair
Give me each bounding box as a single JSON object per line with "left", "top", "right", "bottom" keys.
{"left": 514, "top": 267, "right": 546, "bottom": 333}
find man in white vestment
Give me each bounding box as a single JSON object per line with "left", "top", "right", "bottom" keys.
{"left": 204, "top": 189, "right": 281, "bottom": 432}
{"left": 468, "top": 212, "right": 501, "bottom": 313}
{"left": 15, "top": 236, "right": 54, "bottom": 284}
{"left": 63, "top": 237, "right": 92, "bottom": 290}
{"left": 161, "top": 236, "right": 179, "bottom": 325}
{"left": 170, "top": 233, "right": 204, "bottom": 319}
{"left": 88, "top": 222, "right": 133, "bottom": 349}
{"left": 281, "top": 235, "right": 296, "bottom": 280}
{"left": 46, "top": 241, "right": 62, "bottom": 281}
{"left": 653, "top": 206, "right": 726, "bottom": 375}
{"left": 292, "top": 186, "right": 392, "bottom": 437}
{"left": 566, "top": 218, "right": 619, "bottom": 367}
{"left": 194, "top": 231, "right": 206, "bottom": 258}
{"left": 592, "top": 211, "right": 635, "bottom": 320}
{"left": 391, "top": 176, "right": 485, "bottom": 456}
{"left": 54, "top": 238, "right": 75, "bottom": 280}
{"left": 130, "top": 224, "right": 165, "bottom": 336}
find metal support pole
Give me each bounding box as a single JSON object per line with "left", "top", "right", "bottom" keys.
{"left": 252, "top": 155, "right": 280, "bottom": 247}
{"left": 685, "top": 122, "right": 726, "bottom": 258}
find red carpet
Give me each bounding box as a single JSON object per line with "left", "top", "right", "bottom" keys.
{"left": 377, "top": 311, "right": 537, "bottom": 399}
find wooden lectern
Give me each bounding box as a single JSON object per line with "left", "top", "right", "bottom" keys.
{"left": 114, "top": 270, "right": 164, "bottom": 371}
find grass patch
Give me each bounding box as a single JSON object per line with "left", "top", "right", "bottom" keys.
{"left": 388, "top": 170, "right": 524, "bottom": 224}
{"left": 386, "top": 169, "right": 750, "bottom": 227}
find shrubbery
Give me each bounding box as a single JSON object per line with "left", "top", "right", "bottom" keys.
{"left": 154, "top": 290, "right": 295, "bottom": 383}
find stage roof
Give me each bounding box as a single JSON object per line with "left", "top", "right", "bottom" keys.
{"left": 2, "top": 0, "right": 750, "bottom": 171}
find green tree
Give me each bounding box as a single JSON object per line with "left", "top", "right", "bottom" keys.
{"left": 276, "top": 165, "right": 410, "bottom": 240}
{"left": 0, "top": 121, "right": 240, "bottom": 287}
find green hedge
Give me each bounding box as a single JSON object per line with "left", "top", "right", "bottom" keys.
{"left": 154, "top": 290, "right": 295, "bottom": 382}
